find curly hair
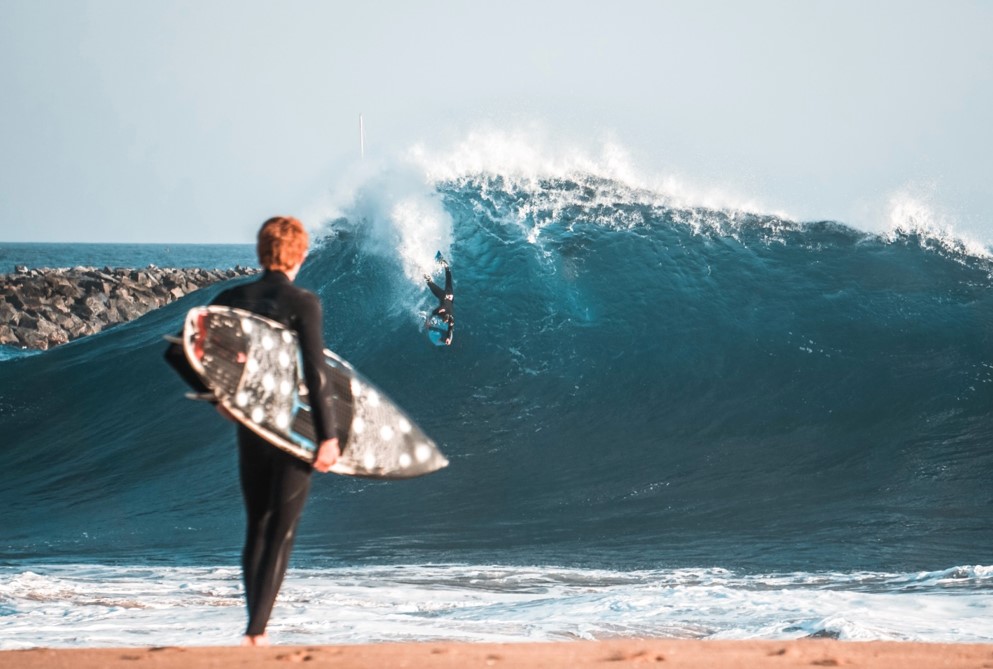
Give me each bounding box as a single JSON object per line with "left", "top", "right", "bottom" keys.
{"left": 257, "top": 216, "right": 309, "bottom": 272}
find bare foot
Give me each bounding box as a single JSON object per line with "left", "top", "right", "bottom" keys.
{"left": 242, "top": 633, "right": 270, "bottom": 647}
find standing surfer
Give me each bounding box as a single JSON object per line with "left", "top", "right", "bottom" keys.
{"left": 424, "top": 256, "right": 454, "bottom": 346}
{"left": 188, "top": 217, "right": 340, "bottom": 646}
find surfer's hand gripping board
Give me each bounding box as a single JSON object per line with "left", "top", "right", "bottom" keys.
{"left": 312, "top": 438, "right": 341, "bottom": 474}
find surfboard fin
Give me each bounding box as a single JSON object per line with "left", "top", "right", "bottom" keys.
{"left": 163, "top": 334, "right": 183, "bottom": 345}
{"left": 184, "top": 391, "right": 218, "bottom": 403}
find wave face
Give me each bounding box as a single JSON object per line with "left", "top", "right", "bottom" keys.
{"left": 2, "top": 173, "right": 992, "bottom": 574}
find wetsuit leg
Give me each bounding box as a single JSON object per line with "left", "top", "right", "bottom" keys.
{"left": 443, "top": 267, "right": 452, "bottom": 295}
{"left": 426, "top": 279, "right": 445, "bottom": 301}
{"left": 237, "top": 426, "right": 313, "bottom": 637}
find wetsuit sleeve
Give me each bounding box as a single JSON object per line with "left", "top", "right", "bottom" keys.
{"left": 163, "top": 333, "right": 210, "bottom": 393}
{"left": 295, "top": 293, "right": 338, "bottom": 445}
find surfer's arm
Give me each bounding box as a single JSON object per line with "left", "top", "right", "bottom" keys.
{"left": 295, "top": 294, "right": 339, "bottom": 444}
{"left": 163, "top": 330, "right": 211, "bottom": 394}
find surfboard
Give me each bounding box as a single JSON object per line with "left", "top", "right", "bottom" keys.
{"left": 180, "top": 305, "right": 448, "bottom": 479}
{"left": 426, "top": 313, "right": 452, "bottom": 346}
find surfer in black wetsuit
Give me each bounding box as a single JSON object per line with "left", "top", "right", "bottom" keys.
{"left": 424, "top": 259, "right": 454, "bottom": 345}
{"left": 208, "top": 216, "right": 340, "bottom": 646}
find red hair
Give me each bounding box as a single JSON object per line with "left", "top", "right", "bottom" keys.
{"left": 257, "top": 216, "right": 309, "bottom": 271}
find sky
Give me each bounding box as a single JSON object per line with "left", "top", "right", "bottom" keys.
{"left": 0, "top": 0, "right": 990, "bottom": 245}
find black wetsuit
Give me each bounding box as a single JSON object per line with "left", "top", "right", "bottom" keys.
{"left": 210, "top": 270, "right": 337, "bottom": 637}
{"left": 426, "top": 267, "right": 454, "bottom": 344}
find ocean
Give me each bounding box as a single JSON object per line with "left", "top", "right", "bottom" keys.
{"left": 1, "top": 169, "right": 992, "bottom": 648}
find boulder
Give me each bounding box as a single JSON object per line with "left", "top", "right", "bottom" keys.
{"left": 0, "top": 301, "right": 19, "bottom": 325}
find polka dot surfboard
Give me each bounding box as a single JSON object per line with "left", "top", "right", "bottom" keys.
{"left": 182, "top": 305, "right": 448, "bottom": 479}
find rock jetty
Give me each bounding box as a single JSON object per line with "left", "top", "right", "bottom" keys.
{"left": 0, "top": 265, "right": 259, "bottom": 350}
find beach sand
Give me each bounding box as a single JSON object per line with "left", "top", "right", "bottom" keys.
{"left": 3, "top": 640, "right": 993, "bottom": 668}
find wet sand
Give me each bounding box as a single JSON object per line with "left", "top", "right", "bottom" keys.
{"left": 4, "top": 639, "right": 993, "bottom": 668}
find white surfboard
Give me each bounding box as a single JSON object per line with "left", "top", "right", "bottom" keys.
{"left": 181, "top": 305, "right": 448, "bottom": 479}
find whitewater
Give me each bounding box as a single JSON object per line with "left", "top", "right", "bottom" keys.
{"left": 1, "top": 135, "right": 992, "bottom": 647}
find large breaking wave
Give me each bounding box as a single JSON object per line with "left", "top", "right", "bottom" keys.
{"left": 2, "top": 137, "right": 992, "bottom": 575}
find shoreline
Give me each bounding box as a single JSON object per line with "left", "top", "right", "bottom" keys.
{"left": 3, "top": 640, "right": 993, "bottom": 668}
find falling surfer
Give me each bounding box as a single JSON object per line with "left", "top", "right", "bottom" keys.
{"left": 424, "top": 252, "right": 454, "bottom": 346}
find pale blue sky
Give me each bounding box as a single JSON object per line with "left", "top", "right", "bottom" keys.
{"left": 1, "top": 0, "right": 990, "bottom": 244}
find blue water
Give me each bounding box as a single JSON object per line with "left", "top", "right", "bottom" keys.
{"left": 1, "top": 170, "right": 992, "bottom": 646}
{"left": 0, "top": 242, "right": 255, "bottom": 274}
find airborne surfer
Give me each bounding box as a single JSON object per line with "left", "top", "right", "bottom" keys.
{"left": 424, "top": 254, "right": 454, "bottom": 346}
